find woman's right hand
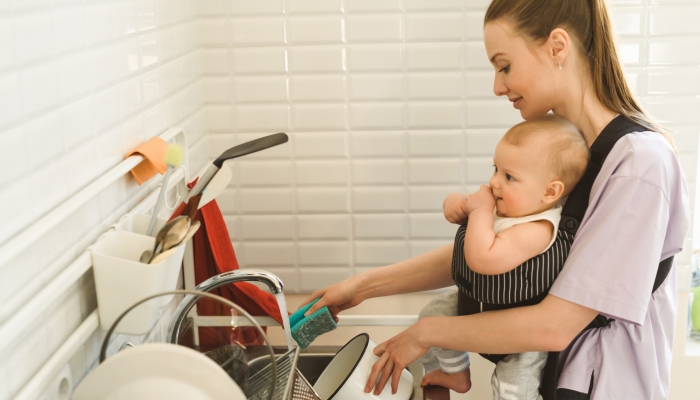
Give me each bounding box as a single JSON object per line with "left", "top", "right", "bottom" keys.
{"left": 298, "top": 276, "right": 365, "bottom": 322}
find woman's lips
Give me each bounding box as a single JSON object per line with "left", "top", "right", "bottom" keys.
{"left": 511, "top": 97, "right": 522, "bottom": 108}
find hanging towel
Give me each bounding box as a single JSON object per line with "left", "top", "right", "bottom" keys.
{"left": 127, "top": 137, "right": 168, "bottom": 185}
{"left": 170, "top": 181, "right": 284, "bottom": 348}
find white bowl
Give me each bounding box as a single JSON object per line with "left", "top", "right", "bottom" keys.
{"left": 313, "top": 333, "right": 413, "bottom": 400}
{"left": 72, "top": 343, "right": 246, "bottom": 400}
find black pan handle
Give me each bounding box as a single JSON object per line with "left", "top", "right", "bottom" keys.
{"left": 213, "top": 132, "right": 288, "bottom": 168}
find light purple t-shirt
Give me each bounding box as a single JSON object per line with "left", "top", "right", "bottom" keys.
{"left": 548, "top": 130, "right": 689, "bottom": 399}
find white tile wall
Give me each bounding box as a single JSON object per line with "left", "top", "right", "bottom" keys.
{"left": 200, "top": 0, "right": 700, "bottom": 293}
{"left": 0, "top": 0, "right": 206, "bottom": 398}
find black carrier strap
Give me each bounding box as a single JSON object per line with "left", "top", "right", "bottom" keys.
{"left": 540, "top": 116, "right": 675, "bottom": 400}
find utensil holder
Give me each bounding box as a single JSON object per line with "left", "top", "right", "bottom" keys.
{"left": 91, "top": 230, "right": 186, "bottom": 335}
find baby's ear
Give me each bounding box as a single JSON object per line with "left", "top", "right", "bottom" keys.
{"left": 543, "top": 180, "right": 565, "bottom": 205}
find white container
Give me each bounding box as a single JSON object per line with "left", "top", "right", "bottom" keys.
{"left": 91, "top": 230, "right": 186, "bottom": 335}
{"left": 314, "top": 333, "right": 413, "bottom": 400}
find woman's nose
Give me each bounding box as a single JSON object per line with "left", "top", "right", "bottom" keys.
{"left": 493, "top": 74, "right": 508, "bottom": 97}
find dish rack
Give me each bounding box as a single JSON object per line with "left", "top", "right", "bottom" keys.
{"left": 247, "top": 347, "right": 321, "bottom": 400}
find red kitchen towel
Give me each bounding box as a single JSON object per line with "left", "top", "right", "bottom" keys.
{"left": 170, "top": 181, "right": 284, "bottom": 347}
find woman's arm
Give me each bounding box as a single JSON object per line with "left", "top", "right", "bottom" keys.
{"left": 300, "top": 243, "right": 455, "bottom": 317}
{"left": 366, "top": 294, "right": 599, "bottom": 395}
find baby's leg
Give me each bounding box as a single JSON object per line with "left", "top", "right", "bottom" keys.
{"left": 491, "top": 352, "right": 547, "bottom": 400}
{"left": 418, "top": 289, "right": 471, "bottom": 393}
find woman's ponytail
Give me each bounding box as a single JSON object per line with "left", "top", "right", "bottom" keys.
{"left": 485, "top": 0, "right": 675, "bottom": 149}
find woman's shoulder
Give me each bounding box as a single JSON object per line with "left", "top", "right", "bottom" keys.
{"left": 607, "top": 130, "right": 683, "bottom": 187}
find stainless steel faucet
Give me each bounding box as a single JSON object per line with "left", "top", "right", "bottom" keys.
{"left": 167, "top": 269, "right": 284, "bottom": 344}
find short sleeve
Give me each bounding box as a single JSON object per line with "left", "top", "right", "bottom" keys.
{"left": 549, "top": 176, "right": 670, "bottom": 325}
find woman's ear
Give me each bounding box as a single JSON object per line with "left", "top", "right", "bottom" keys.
{"left": 543, "top": 180, "right": 565, "bottom": 205}
{"left": 548, "top": 28, "right": 570, "bottom": 66}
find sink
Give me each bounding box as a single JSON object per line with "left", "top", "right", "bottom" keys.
{"left": 245, "top": 346, "right": 449, "bottom": 400}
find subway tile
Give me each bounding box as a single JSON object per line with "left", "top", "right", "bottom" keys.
{"left": 346, "top": 15, "right": 403, "bottom": 43}
{"left": 612, "top": 7, "right": 644, "bottom": 36}
{"left": 56, "top": 52, "right": 91, "bottom": 103}
{"left": 205, "top": 77, "right": 231, "bottom": 102}
{"left": 300, "top": 268, "right": 351, "bottom": 291}
{"left": 85, "top": 1, "right": 115, "bottom": 45}
{"left": 207, "top": 105, "right": 231, "bottom": 130}
{"left": 203, "top": 48, "right": 230, "bottom": 74}
{"left": 159, "top": 61, "right": 179, "bottom": 97}
{"left": 14, "top": 10, "right": 54, "bottom": 64}
{"left": 0, "top": 73, "right": 22, "bottom": 129}
{"left": 465, "top": 100, "right": 523, "bottom": 127}
{"left": 352, "top": 187, "right": 406, "bottom": 212}
{"left": 25, "top": 111, "right": 65, "bottom": 171}
{"left": 297, "top": 215, "right": 351, "bottom": 239}
{"left": 20, "top": 62, "right": 60, "bottom": 118}
{"left": 238, "top": 160, "right": 293, "bottom": 186}
{"left": 353, "top": 215, "right": 407, "bottom": 239}
{"left": 241, "top": 215, "right": 294, "bottom": 240}
{"left": 201, "top": 0, "right": 227, "bottom": 16}
{"left": 345, "top": 0, "right": 402, "bottom": 12}
{"left": 465, "top": 11, "right": 485, "bottom": 40}
{"left": 240, "top": 188, "right": 294, "bottom": 214}
{"left": 231, "top": 47, "right": 287, "bottom": 74}
{"left": 405, "top": 0, "right": 463, "bottom": 10}
{"left": 618, "top": 40, "right": 643, "bottom": 66}
{"left": 463, "top": 42, "right": 490, "bottom": 69}
{"left": 407, "top": 102, "right": 462, "bottom": 128}
{"left": 296, "top": 160, "right": 349, "bottom": 186}
{"left": 672, "top": 127, "right": 700, "bottom": 154}
{"left": 354, "top": 241, "right": 408, "bottom": 265}
{"left": 293, "top": 132, "right": 348, "bottom": 158}
{"left": 406, "top": 43, "right": 461, "bottom": 70}
{"left": 143, "top": 105, "right": 164, "bottom": 138}
{"left": 643, "top": 96, "right": 700, "bottom": 125}
{"left": 65, "top": 137, "right": 100, "bottom": 194}
{"left": 649, "top": 38, "right": 700, "bottom": 65}
{"left": 350, "top": 131, "right": 405, "bottom": 157}
{"left": 32, "top": 156, "right": 70, "bottom": 216}
{"left": 231, "top": 0, "right": 284, "bottom": 14}
{"left": 233, "top": 104, "right": 290, "bottom": 131}
{"left": 465, "top": 157, "right": 494, "bottom": 183}
{"left": 0, "top": 179, "right": 34, "bottom": 245}
{"left": 465, "top": 129, "right": 501, "bottom": 155}
{"left": 408, "top": 159, "right": 461, "bottom": 184}
{"left": 216, "top": 188, "right": 238, "bottom": 214}
{"left": 201, "top": 18, "right": 228, "bottom": 46}
{"left": 410, "top": 240, "right": 449, "bottom": 257}
{"left": 349, "top": 74, "right": 404, "bottom": 100}
{"left": 288, "top": 16, "right": 344, "bottom": 44}
{"left": 0, "top": 17, "right": 14, "bottom": 71}
{"left": 229, "top": 17, "right": 286, "bottom": 45}
{"left": 119, "top": 78, "right": 143, "bottom": 119}
{"left": 408, "top": 73, "right": 462, "bottom": 99}
{"left": 290, "top": 76, "right": 346, "bottom": 101}
{"left": 121, "top": 114, "right": 145, "bottom": 156}
{"left": 465, "top": 70, "right": 495, "bottom": 98}
{"left": 234, "top": 76, "right": 288, "bottom": 103}
{"left": 298, "top": 242, "right": 351, "bottom": 266}
{"left": 347, "top": 44, "right": 403, "bottom": 71}
{"left": 243, "top": 242, "right": 295, "bottom": 266}
{"left": 289, "top": 46, "right": 345, "bottom": 73}
{"left": 154, "top": 0, "right": 174, "bottom": 27}
{"left": 292, "top": 104, "right": 347, "bottom": 131}
{"left": 297, "top": 188, "right": 350, "bottom": 213}
{"left": 409, "top": 213, "right": 455, "bottom": 238}
{"left": 88, "top": 44, "right": 119, "bottom": 90}
{"left": 288, "top": 0, "right": 343, "bottom": 13}
{"left": 349, "top": 103, "right": 405, "bottom": 129}
{"left": 173, "top": 23, "right": 193, "bottom": 55}
{"left": 409, "top": 186, "right": 460, "bottom": 211}
{"left": 53, "top": 4, "right": 87, "bottom": 53}
{"left": 405, "top": 13, "right": 463, "bottom": 42}
{"left": 408, "top": 131, "right": 462, "bottom": 156}
{"left": 113, "top": 0, "right": 138, "bottom": 37}
{"left": 141, "top": 71, "right": 161, "bottom": 106}
{"left": 117, "top": 37, "right": 141, "bottom": 78}
{"left": 157, "top": 27, "right": 178, "bottom": 61}
{"left": 649, "top": 6, "right": 700, "bottom": 36}
{"left": 135, "top": 0, "right": 157, "bottom": 32}
{"left": 352, "top": 160, "right": 405, "bottom": 185}
{"left": 646, "top": 67, "right": 700, "bottom": 95}
{"left": 91, "top": 86, "right": 122, "bottom": 133}
{"left": 0, "top": 127, "right": 27, "bottom": 187}
{"left": 61, "top": 98, "right": 95, "bottom": 150}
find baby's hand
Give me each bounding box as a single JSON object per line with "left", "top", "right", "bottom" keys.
{"left": 443, "top": 193, "right": 470, "bottom": 224}
{"left": 464, "top": 185, "right": 496, "bottom": 215}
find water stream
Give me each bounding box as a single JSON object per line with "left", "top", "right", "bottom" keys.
{"left": 274, "top": 293, "right": 295, "bottom": 350}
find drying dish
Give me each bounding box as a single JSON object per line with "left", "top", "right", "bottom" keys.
{"left": 313, "top": 333, "right": 413, "bottom": 400}
{"left": 71, "top": 343, "right": 246, "bottom": 400}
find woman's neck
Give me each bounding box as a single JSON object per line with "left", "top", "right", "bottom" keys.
{"left": 552, "top": 81, "right": 618, "bottom": 148}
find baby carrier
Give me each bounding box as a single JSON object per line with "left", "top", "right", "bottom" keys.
{"left": 450, "top": 116, "right": 674, "bottom": 400}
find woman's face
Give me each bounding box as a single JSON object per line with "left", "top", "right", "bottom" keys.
{"left": 484, "top": 20, "right": 558, "bottom": 120}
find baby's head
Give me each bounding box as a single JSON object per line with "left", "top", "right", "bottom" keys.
{"left": 490, "top": 115, "right": 588, "bottom": 217}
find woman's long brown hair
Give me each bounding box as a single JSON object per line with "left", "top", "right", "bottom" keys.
{"left": 485, "top": 0, "right": 675, "bottom": 148}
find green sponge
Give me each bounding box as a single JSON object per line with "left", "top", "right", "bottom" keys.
{"left": 289, "top": 298, "right": 337, "bottom": 349}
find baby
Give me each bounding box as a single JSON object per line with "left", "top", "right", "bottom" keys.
{"left": 418, "top": 115, "right": 589, "bottom": 400}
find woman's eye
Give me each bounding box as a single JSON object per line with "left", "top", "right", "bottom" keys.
{"left": 499, "top": 65, "right": 510, "bottom": 73}
{"left": 493, "top": 165, "right": 498, "bottom": 173}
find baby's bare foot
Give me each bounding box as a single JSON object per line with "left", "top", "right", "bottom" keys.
{"left": 420, "top": 368, "right": 472, "bottom": 393}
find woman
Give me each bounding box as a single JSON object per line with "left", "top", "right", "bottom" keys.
{"left": 301, "top": 0, "right": 689, "bottom": 398}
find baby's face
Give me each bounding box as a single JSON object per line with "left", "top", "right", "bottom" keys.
{"left": 489, "top": 139, "right": 554, "bottom": 218}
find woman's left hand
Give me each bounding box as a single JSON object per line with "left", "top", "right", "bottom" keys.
{"left": 364, "top": 319, "right": 431, "bottom": 395}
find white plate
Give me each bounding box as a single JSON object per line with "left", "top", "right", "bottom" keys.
{"left": 72, "top": 343, "right": 246, "bottom": 400}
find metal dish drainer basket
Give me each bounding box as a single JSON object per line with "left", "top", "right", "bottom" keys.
{"left": 248, "top": 346, "right": 321, "bottom": 400}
